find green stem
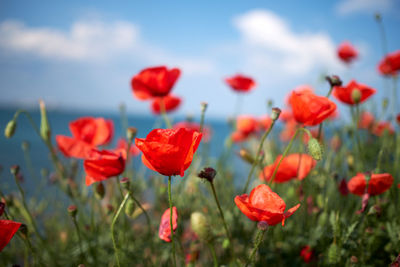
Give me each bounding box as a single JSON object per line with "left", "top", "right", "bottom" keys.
{"left": 116, "top": 176, "right": 124, "bottom": 198}
{"left": 207, "top": 242, "right": 218, "bottom": 267}
{"left": 243, "top": 119, "right": 277, "bottom": 193}
{"left": 160, "top": 97, "right": 172, "bottom": 128}
{"left": 209, "top": 182, "right": 232, "bottom": 246}
{"left": 392, "top": 76, "right": 398, "bottom": 121}
{"left": 72, "top": 217, "right": 84, "bottom": 262}
{"left": 128, "top": 191, "right": 152, "bottom": 233}
{"left": 246, "top": 228, "right": 266, "bottom": 267}
{"left": 200, "top": 105, "right": 207, "bottom": 133}
{"left": 111, "top": 193, "right": 130, "bottom": 267}
{"left": 168, "top": 176, "right": 177, "bottom": 267}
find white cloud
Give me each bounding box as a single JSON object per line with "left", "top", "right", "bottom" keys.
{"left": 336, "top": 0, "right": 393, "bottom": 15}
{"left": 233, "top": 10, "right": 342, "bottom": 77}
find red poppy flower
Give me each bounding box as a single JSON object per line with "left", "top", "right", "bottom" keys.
{"left": 225, "top": 74, "right": 256, "bottom": 93}
{"left": 236, "top": 115, "right": 258, "bottom": 135}
{"left": 234, "top": 184, "right": 300, "bottom": 226}
{"left": 333, "top": 80, "right": 376, "bottom": 105}
{"left": 173, "top": 121, "right": 211, "bottom": 142}
{"left": 259, "top": 154, "right": 316, "bottom": 183}
{"left": 358, "top": 111, "right": 375, "bottom": 129}
{"left": 300, "top": 245, "right": 314, "bottom": 263}
{"left": 337, "top": 41, "right": 358, "bottom": 64}
{"left": 135, "top": 128, "right": 202, "bottom": 177}
{"left": 151, "top": 95, "right": 182, "bottom": 114}
{"left": 131, "top": 66, "right": 181, "bottom": 100}
{"left": 56, "top": 117, "right": 114, "bottom": 158}
{"left": 377, "top": 50, "right": 400, "bottom": 76}
{"left": 338, "top": 179, "right": 349, "bottom": 196}
{"left": 397, "top": 114, "right": 400, "bottom": 125}
{"left": 287, "top": 85, "right": 314, "bottom": 106}
{"left": 280, "top": 120, "right": 298, "bottom": 142}
{"left": 279, "top": 109, "right": 294, "bottom": 123}
{"left": 372, "top": 121, "right": 395, "bottom": 136}
{"left": 113, "top": 138, "right": 140, "bottom": 159}
{"left": 231, "top": 131, "right": 248, "bottom": 143}
{"left": 347, "top": 173, "right": 393, "bottom": 196}
{"left": 0, "top": 220, "right": 21, "bottom": 252}
{"left": 84, "top": 149, "right": 125, "bottom": 186}
{"left": 290, "top": 91, "right": 336, "bottom": 126}
{"left": 158, "top": 207, "right": 178, "bottom": 242}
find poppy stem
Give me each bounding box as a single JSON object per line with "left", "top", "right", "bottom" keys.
{"left": 128, "top": 191, "right": 152, "bottom": 233}
{"left": 243, "top": 119, "right": 277, "bottom": 193}
{"left": 207, "top": 241, "right": 218, "bottom": 267}
{"left": 168, "top": 176, "right": 177, "bottom": 267}
{"left": 246, "top": 228, "right": 266, "bottom": 266}
{"left": 71, "top": 215, "right": 84, "bottom": 262}
{"left": 111, "top": 192, "right": 130, "bottom": 267}
{"left": 269, "top": 127, "right": 311, "bottom": 184}
{"left": 160, "top": 97, "right": 172, "bottom": 128}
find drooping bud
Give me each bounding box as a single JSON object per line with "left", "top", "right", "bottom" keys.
{"left": 10, "top": 165, "right": 20, "bottom": 176}
{"left": 325, "top": 75, "right": 342, "bottom": 87}
{"left": 124, "top": 198, "right": 136, "bottom": 217}
{"left": 190, "top": 212, "right": 211, "bottom": 242}
{"left": 351, "top": 89, "right": 361, "bottom": 104}
{"left": 257, "top": 221, "right": 269, "bottom": 231}
{"left": 239, "top": 149, "right": 255, "bottom": 164}
{"left": 120, "top": 177, "right": 131, "bottom": 190}
{"left": 67, "top": 205, "right": 77, "bottom": 218}
{"left": 270, "top": 107, "right": 281, "bottom": 121}
{"left": 39, "top": 100, "right": 51, "bottom": 142}
{"left": 95, "top": 182, "right": 105, "bottom": 200}
{"left": 307, "top": 138, "right": 323, "bottom": 161}
{"left": 4, "top": 120, "right": 17, "bottom": 138}
{"left": 197, "top": 167, "right": 217, "bottom": 183}
{"left": 126, "top": 127, "right": 137, "bottom": 142}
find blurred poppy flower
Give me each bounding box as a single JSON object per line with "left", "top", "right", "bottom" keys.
{"left": 84, "top": 149, "right": 125, "bottom": 186}
{"left": 290, "top": 91, "right": 336, "bottom": 126}
{"left": 259, "top": 115, "right": 272, "bottom": 131}
{"left": 234, "top": 184, "right": 300, "bottom": 226}
{"left": 300, "top": 245, "right": 314, "bottom": 263}
{"left": 372, "top": 121, "right": 395, "bottom": 136}
{"left": 348, "top": 173, "right": 393, "bottom": 196}
{"left": 330, "top": 135, "right": 341, "bottom": 151}
{"left": 231, "top": 131, "right": 248, "bottom": 143}
{"left": 135, "top": 128, "right": 202, "bottom": 177}
{"left": 225, "top": 74, "right": 256, "bottom": 93}
{"left": 358, "top": 111, "right": 375, "bottom": 129}
{"left": 337, "top": 41, "right": 358, "bottom": 64}
{"left": 173, "top": 121, "right": 211, "bottom": 142}
{"left": 236, "top": 115, "right": 258, "bottom": 135}
{"left": 151, "top": 95, "right": 182, "bottom": 114}
{"left": 377, "top": 50, "right": 400, "bottom": 76}
{"left": 131, "top": 66, "right": 181, "bottom": 100}
{"left": 56, "top": 117, "right": 114, "bottom": 158}
{"left": 0, "top": 220, "right": 21, "bottom": 252}
{"left": 113, "top": 138, "right": 140, "bottom": 159}
{"left": 333, "top": 80, "right": 376, "bottom": 105}
{"left": 158, "top": 207, "right": 178, "bottom": 242}
{"left": 397, "top": 114, "right": 400, "bottom": 125}
{"left": 287, "top": 85, "right": 314, "bottom": 106}
{"left": 280, "top": 120, "right": 298, "bottom": 142}
{"left": 260, "top": 153, "right": 316, "bottom": 183}
{"left": 279, "top": 109, "right": 294, "bottom": 123}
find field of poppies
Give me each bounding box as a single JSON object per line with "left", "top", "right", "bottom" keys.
{"left": 1, "top": 15, "right": 400, "bottom": 267}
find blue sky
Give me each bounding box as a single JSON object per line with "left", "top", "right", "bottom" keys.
{"left": 0, "top": 0, "right": 399, "bottom": 119}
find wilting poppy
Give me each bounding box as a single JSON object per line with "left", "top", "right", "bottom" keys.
{"left": 347, "top": 173, "right": 393, "bottom": 196}
{"left": 290, "top": 91, "right": 336, "bottom": 126}
{"left": 84, "top": 149, "right": 125, "bottom": 186}
{"left": 113, "top": 138, "right": 140, "bottom": 159}
{"left": 234, "top": 184, "right": 300, "bottom": 226}
{"left": 358, "top": 111, "right": 375, "bottom": 129}
{"left": 158, "top": 207, "right": 178, "bottom": 242}
{"left": 259, "top": 154, "right": 316, "bottom": 183}
{"left": 225, "top": 74, "right": 256, "bottom": 93}
{"left": 173, "top": 121, "right": 211, "bottom": 142}
{"left": 0, "top": 220, "right": 21, "bottom": 252}
{"left": 131, "top": 66, "right": 181, "bottom": 100}
{"left": 333, "top": 80, "right": 376, "bottom": 105}
{"left": 337, "top": 41, "right": 358, "bottom": 64}
{"left": 300, "top": 245, "right": 314, "bottom": 263}
{"left": 56, "top": 117, "right": 114, "bottom": 158}
{"left": 377, "top": 50, "right": 400, "bottom": 76}
{"left": 372, "top": 121, "right": 395, "bottom": 136}
{"left": 151, "top": 95, "right": 182, "bottom": 114}
{"left": 135, "top": 128, "right": 202, "bottom": 177}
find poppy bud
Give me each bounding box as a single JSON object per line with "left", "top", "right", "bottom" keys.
{"left": 307, "top": 138, "right": 323, "bottom": 161}
{"left": 382, "top": 98, "right": 389, "bottom": 110}
{"left": 239, "top": 149, "right": 255, "bottom": 164}
{"left": 120, "top": 177, "right": 130, "bottom": 190}
{"left": 347, "top": 155, "right": 354, "bottom": 168}
{"left": 326, "top": 75, "right": 342, "bottom": 87}
{"left": 4, "top": 120, "right": 17, "bottom": 138}
{"left": 126, "top": 127, "right": 137, "bottom": 142}
{"left": 257, "top": 221, "right": 269, "bottom": 231}
{"left": 0, "top": 202, "right": 5, "bottom": 216}
{"left": 375, "top": 13, "right": 381, "bottom": 22}
{"left": 327, "top": 243, "right": 339, "bottom": 264}
{"left": 271, "top": 107, "right": 281, "bottom": 121}
{"left": 124, "top": 198, "right": 136, "bottom": 217}
{"left": 222, "top": 238, "right": 230, "bottom": 249}
{"left": 39, "top": 100, "right": 51, "bottom": 142}
{"left": 267, "top": 99, "right": 273, "bottom": 108}
{"left": 95, "top": 182, "right": 105, "bottom": 200}
{"left": 190, "top": 211, "right": 211, "bottom": 242}
{"left": 10, "top": 165, "right": 20, "bottom": 176}
{"left": 350, "top": 89, "right": 361, "bottom": 104}
{"left": 19, "top": 224, "right": 28, "bottom": 239}
{"left": 200, "top": 102, "right": 208, "bottom": 113}
{"left": 197, "top": 167, "right": 217, "bottom": 183}
{"left": 67, "top": 205, "right": 77, "bottom": 218}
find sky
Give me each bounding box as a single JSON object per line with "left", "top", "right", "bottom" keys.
{"left": 0, "top": 0, "right": 399, "bottom": 119}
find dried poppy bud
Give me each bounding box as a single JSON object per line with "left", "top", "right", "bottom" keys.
{"left": 326, "top": 75, "right": 342, "bottom": 87}
{"left": 271, "top": 107, "right": 281, "bottom": 121}
{"left": 200, "top": 102, "right": 208, "bottom": 113}
{"left": 197, "top": 167, "right": 217, "bottom": 183}
{"left": 308, "top": 138, "right": 323, "bottom": 161}
{"left": 95, "top": 182, "right": 105, "bottom": 200}
{"left": 67, "top": 205, "right": 78, "bottom": 218}
{"left": 4, "top": 120, "right": 17, "bottom": 138}
{"left": 126, "top": 127, "right": 138, "bottom": 141}
{"left": 10, "top": 165, "right": 20, "bottom": 176}
{"left": 190, "top": 212, "right": 210, "bottom": 242}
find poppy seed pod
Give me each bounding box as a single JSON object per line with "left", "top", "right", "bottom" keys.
{"left": 126, "top": 127, "right": 137, "bottom": 142}
{"left": 351, "top": 89, "right": 361, "bottom": 104}
{"left": 271, "top": 107, "right": 282, "bottom": 121}
{"left": 190, "top": 211, "right": 211, "bottom": 242}
{"left": 67, "top": 205, "right": 77, "bottom": 218}
{"left": 200, "top": 102, "right": 208, "bottom": 113}
{"left": 124, "top": 198, "right": 136, "bottom": 217}
{"left": 308, "top": 138, "right": 323, "bottom": 161}
{"left": 326, "top": 75, "right": 342, "bottom": 87}
{"left": 120, "top": 177, "right": 130, "bottom": 190}
{"left": 4, "top": 120, "right": 17, "bottom": 139}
